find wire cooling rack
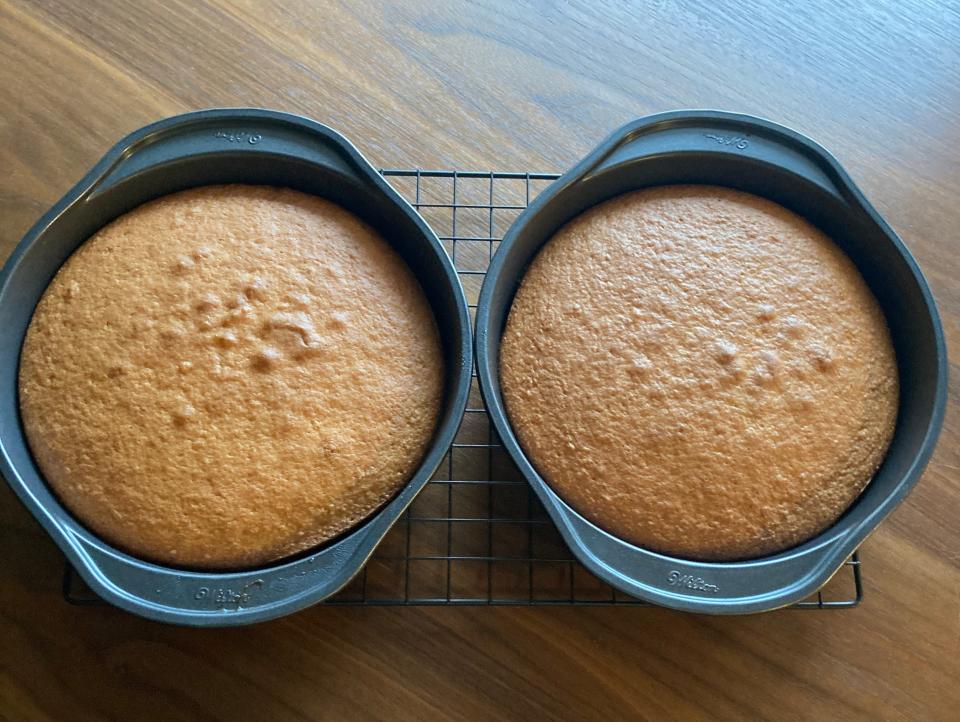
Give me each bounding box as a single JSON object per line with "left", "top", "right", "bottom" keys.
{"left": 62, "top": 169, "right": 863, "bottom": 609}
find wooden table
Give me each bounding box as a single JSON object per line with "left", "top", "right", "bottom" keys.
{"left": 1, "top": 1, "right": 957, "bottom": 719}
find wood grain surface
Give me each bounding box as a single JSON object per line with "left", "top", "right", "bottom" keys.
{"left": 1, "top": 1, "right": 958, "bottom": 720}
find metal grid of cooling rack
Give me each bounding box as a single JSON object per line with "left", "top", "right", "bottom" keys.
{"left": 62, "top": 168, "right": 863, "bottom": 609}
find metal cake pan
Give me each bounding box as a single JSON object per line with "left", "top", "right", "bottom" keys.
{"left": 476, "top": 110, "right": 947, "bottom": 614}
{"left": 0, "top": 109, "right": 472, "bottom": 625}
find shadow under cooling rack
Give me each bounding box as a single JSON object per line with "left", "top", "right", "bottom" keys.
{"left": 61, "top": 169, "right": 864, "bottom": 610}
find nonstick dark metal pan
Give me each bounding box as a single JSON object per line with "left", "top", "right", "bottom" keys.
{"left": 475, "top": 110, "right": 947, "bottom": 613}
{"left": 0, "top": 109, "right": 472, "bottom": 625}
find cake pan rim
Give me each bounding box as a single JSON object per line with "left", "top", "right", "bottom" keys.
{"left": 475, "top": 109, "right": 948, "bottom": 613}
{"left": 0, "top": 108, "right": 473, "bottom": 625}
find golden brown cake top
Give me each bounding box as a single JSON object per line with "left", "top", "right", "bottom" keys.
{"left": 499, "top": 185, "right": 898, "bottom": 560}
{"left": 19, "top": 185, "right": 443, "bottom": 569}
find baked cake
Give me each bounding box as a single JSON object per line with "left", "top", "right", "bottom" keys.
{"left": 19, "top": 184, "right": 443, "bottom": 568}
{"left": 499, "top": 185, "right": 898, "bottom": 560}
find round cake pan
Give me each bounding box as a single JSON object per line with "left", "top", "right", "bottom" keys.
{"left": 476, "top": 110, "right": 947, "bottom": 614}
{"left": 0, "top": 109, "right": 472, "bottom": 625}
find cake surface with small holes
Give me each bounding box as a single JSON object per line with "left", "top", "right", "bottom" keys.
{"left": 19, "top": 184, "right": 444, "bottom": 568}
{"left": 499, "top": 185, "right": 898, "bottom": 561}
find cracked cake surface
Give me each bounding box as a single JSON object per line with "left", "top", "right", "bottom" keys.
{"left": 19, "top": 184, "right": 443, "bottom": 568}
